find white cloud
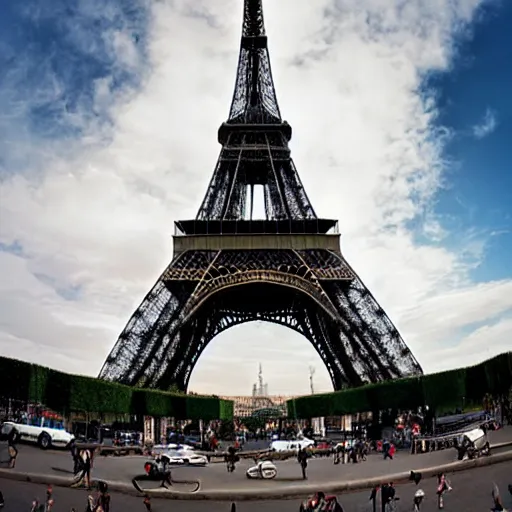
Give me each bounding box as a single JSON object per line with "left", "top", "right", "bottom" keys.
{"left": 1, "top": 0, "right": 509, "bottom": 397}
{"left": 473, "top": 107, "right": 498, "bottom": 139}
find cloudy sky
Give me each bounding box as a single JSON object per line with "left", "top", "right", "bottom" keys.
{"left": 0, "top": 0, "right": 511, "bottom": 397}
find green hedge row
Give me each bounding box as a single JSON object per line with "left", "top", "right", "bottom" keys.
{"left": 0, "top": 356, "right": 233, "bottom": 420}
{"left": 287, "top": 352, "right": 512, "bottom": 418}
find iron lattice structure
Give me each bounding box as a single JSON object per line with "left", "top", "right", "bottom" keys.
{"left": 99, "top": 0, "right": 423, "bottom": 392}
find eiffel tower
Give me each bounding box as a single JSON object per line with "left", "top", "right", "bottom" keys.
{"left": 99, "top": 0, "right": 423, "bottom": 391}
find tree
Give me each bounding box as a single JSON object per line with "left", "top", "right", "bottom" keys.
{"left": 218, "top": 420, "right": 235, "bottom": 440}
{"left": 242, "top": 416, "right": 265, "bottom": 434}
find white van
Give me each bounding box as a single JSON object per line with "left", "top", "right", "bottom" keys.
{"left": 270, "top": 437, "right": 314, "bottom": 452}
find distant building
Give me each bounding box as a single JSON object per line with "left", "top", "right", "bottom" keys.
{"left": 218, "top": 364, "right": 297, "bottom": 418}
{"left": 220, "top": 394, "right": 297, "bottom": 418}
{"left": 253, "top": 363, "right": 269, "bottom": 397}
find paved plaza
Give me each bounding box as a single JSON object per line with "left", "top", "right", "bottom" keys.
{"left": 1, "top": 461, "right": 511, "bottom": 511}
{"left": 0, "top": 426, "right": 510, "bottom": 492}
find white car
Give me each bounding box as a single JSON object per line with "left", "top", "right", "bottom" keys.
{"left": 148, "top": 450, "right": 208, "bottom": 471}
{"left": 1, "top": 420, "right": 74, "bottom": 450}
{"left": 270, "top": 437, "right": 315, "bottom": 452}
{"left": 166, "top": 449, "right": 208, "bottom": 466}
{"left": 153, "top": 443, "right": 196, "bottom": 452}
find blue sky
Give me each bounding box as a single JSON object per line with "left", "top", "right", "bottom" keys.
{"left": 0, "top": 0, "right": 510, "bottom": 395}
{"left": 431, "top": 0, "right": 511, "bottom": 282}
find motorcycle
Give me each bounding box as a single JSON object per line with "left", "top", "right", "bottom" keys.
{"left": 246, "top": 460, "right": 277, "bottom": 480}
{"left": 299, "top": 492, "right": 343, "bottom": 512}
{"left": 144, "top": 455, "right": 172, "bottom": 479}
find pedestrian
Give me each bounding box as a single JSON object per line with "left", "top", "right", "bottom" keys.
{"left": 7, "top": 428, "right": 18, "bottom": 469}
{"left": 69, "top": 439, "right": 81, "bottom": 474}
{"left": 226, "top": 446, "right": 238, "bottom": 473}
{"left": 30, "top": 499, "right": 45, "bottom": 512}
{"left": 381, "top": 484, "right": 389, "bottom": 512}
{"left": 72, "top": 448, "right": 92, "bottom": 490}
{"left": 85, "top": 495, "right": 96, "bottom": 512}
{"left": 436, "top": 472, "right": 452, "bottom": 509}
{"left": 382, "top": 439, "right": 393, "bottom": 460}
{"left": 381, "top": 482, "right": 396, "bottom": 512}
{"left": 369, "top": 486, "right": 378, "bottom": 512}
{"left": 297, "top": 447, "right": 308, "bottom": 480}
{"left": 97, "top": 481, "right": 110, "bottom": 512}
{"left": 491, "top": 483, "right": 505, "bottom": 511}
{"left": 413, "top": 489, "right": 425, "bottom": 511}
{"left": 333, "top": 444, "right": 342, "bottom": 465}
{"left": 46, "top": 485, "right": 54, "bottom": 511}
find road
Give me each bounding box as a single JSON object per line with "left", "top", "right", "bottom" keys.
{"left": 1, "top": 461, "right": 512, "bottom": 511}
{"left": 2, "top": 426, "right": 511, "bottom": 491}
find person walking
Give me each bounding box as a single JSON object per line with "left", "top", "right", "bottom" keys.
{"left": 72, "top": 448, "right": 92, "bottom": 490}
{"left": 7, "top": 428, "right": 18, "bottom": 469}
{"left": 97, "top": 481, "right": 110, "bottom": 512}
{"left": 45, "top": 485, "right": 54, "bottom": 511}
{"left": 369, "top": 486, "right": 378, "bottom": 512}
{"left": 413, "top": 489, "right": 425, "bottom": 511}
{"left": 226, "top": 446, "right": 238, "bottom": 473}
{"left": 382, "top": 439, "right": 393, "bottom": 460}
{"left": 297, "top": 447, "right": 308, "bottom": 480}
{"left": 436, "top": 472, "right": 452, "bottom": 509}
{"left": 69, "top": 439, "right": 81, "bottom": 475}
{"left": 381, "top": 482, "right": 397, "bottom": 512}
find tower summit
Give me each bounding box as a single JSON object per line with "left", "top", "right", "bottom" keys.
{"left": 99, "top": 0, "right": 423, "bottom": 391}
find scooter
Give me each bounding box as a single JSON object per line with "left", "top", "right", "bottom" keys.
{"left": 246, "top": 460, "right": 277, "bottom": 480}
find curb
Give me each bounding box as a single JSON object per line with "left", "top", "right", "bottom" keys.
{"left": 1, "top": 449, "right": 512, "bottom": 501}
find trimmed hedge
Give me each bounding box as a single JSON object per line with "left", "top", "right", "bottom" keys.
{"left": 287, "top": 352, "right": 512, "bottom": 419}
{"left": 219, "top": 399, "right": 234, "bottom": 421}
{"left": 131, "top": 389, "right": 182, "bottom": 418}
{"left": 0, "top": 356, "right": 233, "bottom": 420}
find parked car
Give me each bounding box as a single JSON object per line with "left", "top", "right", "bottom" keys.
{"left": 1, "top": 420, "right": 74, "bottom": 450}
{"left": 113, "top": 430, "right": 141, "bottom": 447}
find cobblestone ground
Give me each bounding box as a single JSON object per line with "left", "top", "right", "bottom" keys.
{"left": 1, "top": 426, "right": 511, "bottom": 491}
{"left": 1, "top": 461, "right": 511, "bottom": 511}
